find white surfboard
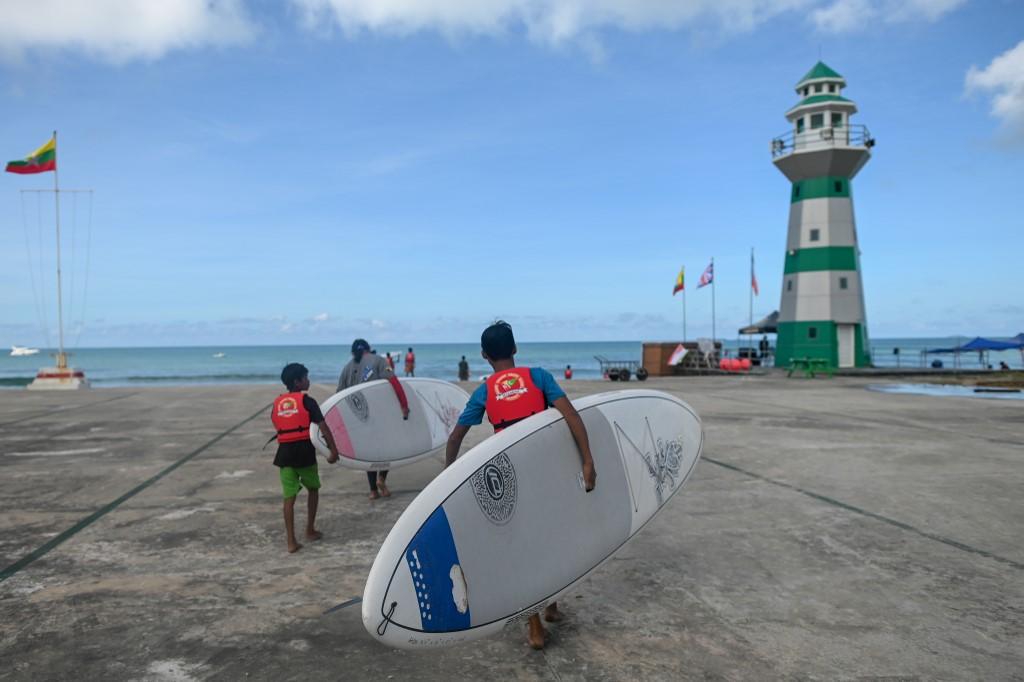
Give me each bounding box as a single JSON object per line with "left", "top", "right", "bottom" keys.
{"left": 310, "top": 378, "right": 469, "bottom": 471}
{"left": 361, "top": 389, "right": 703, "bottom": 649}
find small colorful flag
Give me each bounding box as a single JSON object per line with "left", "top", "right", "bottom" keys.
{"left": 751, "top": 251, "right": 759, "bottom": 296}
{"left": 673, "top": 266, "right": 685, "bottom": 295}
{"left": 5, "top": 136, "right": 56, "bottom": 175}
{"left": 668, "top": 343, "right": 688, "bottom": 366}
{"left": 697, "top": 260, "right": 714, "bottom": 288}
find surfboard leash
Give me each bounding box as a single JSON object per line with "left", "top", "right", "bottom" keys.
{"left": 376, "top": 601, "right": 398, "bottom": 636}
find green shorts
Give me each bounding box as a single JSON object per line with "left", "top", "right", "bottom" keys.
{"left": 279, "top": 464, "right": 321, "bottom": 499}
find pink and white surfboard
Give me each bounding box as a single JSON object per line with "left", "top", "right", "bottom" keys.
{"left": 310, "top": 378, "right": 469, "bottom": 471}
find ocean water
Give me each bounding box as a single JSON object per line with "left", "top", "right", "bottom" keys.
{"left": 0, "top": 342, "right": 640, "bottom": 388}
{"left": 1, "top": 337, "right": 1020, "bottom": 388}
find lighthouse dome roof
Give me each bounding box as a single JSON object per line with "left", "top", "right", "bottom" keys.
{"left": 796, "top": 61, "right": 846, "bottom": 89}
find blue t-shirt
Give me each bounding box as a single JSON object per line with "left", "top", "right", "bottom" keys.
{"left": 457, "top": 367, "right": 566, "bottom": 427}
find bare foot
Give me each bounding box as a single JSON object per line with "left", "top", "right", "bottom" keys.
{"left": 543, "top": 604, "right": 563, "bottom": 623}
{"left": 368, "top": 490, "right": 380, "bottom": 500}
{"left": 288, "top": 541, "right": 303, "bottom": 554}
{"left": 305, "top": 530, "right": 323, "bottom": 541}
{"left": 378, "top": 481, "right": 391, "bottom": 498}
{"left": 527, "top": 614, "right": 546, "bottom": 650}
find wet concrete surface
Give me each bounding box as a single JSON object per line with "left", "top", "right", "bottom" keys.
{"left": 0, "top": 376, "right": 1021, "bottom": 680}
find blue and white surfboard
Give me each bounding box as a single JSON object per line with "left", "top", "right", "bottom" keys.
{"left": 362, "top": 389, "right": 703, "bottom": 649}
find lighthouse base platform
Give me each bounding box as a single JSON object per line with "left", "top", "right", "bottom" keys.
{"left": 27, "top": 366, "right": 90, "bottom": 390}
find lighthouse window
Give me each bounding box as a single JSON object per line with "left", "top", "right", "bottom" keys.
{"left": 796, "top": 118, "right": 805, "bottom": 133}
{"left": 834, "top": 180, "right": 844, "bottom": 192}
{"left": 840, "top": 277, "right": 849, "bottom": 290}
{"left": 828, "top": 84, "right": 836, "bottom": 93}
{"left": 808, "top": 326, "right": 818, "bottom": 339}
{"left": 832, "top": 113, "right": 843, "bottom": 127}
{"left": 814, "top": 83, "right": 823, "bottom": 93}
{"left": 810, "top": 113, "right": 824, "bottom": 129}
{"left": 810, "top": 229, "right": 820, "bottom": 242}
{"left": 787, "top": 279, "right": 793, "bottom": 292}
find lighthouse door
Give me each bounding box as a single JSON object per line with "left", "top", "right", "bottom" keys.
{"left": 837, "top": 324, "right": 855, "bottom": 368}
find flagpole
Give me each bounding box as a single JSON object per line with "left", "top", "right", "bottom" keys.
{"left": 52, "top": 130, "right": 65, "bottom": 369}
{"left": 682, "top": 287, "right": 687, "bottom": 343}
{"left": 710, "top": 257, "right": 716, "bottom": 358}
{"left": 749, "top": 248, "right": 754, "bottom": 356}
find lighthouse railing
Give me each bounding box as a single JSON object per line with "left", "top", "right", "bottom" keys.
{"left": 771, "top": 124, "right": 873, "bottom": 158}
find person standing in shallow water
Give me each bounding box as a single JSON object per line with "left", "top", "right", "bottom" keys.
{"left": 337, "top": 339, "right": 410, "bottom": 500}
{"left": 404, "top": 347, "right": 416, "bottom": 377}
{"left": 458, "top": 355, "right": 470, "bottom": 382}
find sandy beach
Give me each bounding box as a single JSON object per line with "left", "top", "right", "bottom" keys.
{"left": 0, "top": 377, "right": 1021, "bottom": 680}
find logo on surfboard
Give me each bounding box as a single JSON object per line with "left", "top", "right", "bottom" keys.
{"left": 471, "top": 452, "right": 517, "bottom": 525}
{"left": 346, "top": 393, "right": 370, "bottom": 422}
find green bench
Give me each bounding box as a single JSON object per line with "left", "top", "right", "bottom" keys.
{"left": 787, "top": 357, "right": 834, "bottom": 378}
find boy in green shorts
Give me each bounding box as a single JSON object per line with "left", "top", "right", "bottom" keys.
{"left": 271, "top": 363, "right": 339, "bottom": 553}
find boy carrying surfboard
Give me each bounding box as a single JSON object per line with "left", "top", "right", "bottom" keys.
{"left": 445, "top": 320, "right": 597, "bottom": 650}
{"left": 272, "top": 363, "right": 340, "bottom": 554}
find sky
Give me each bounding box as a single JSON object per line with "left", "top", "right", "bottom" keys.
{"left": 1, "top": 0, "right": 1022, "bottom": 347}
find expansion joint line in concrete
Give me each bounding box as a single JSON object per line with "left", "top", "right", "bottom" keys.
{"left": 0, "top": 392, "right": 139, "bottom": 428}
{"left": 702, "top": 456, "right": 1024, "bottom": 572}
{"left": 0, "top": 402, "right": 272, "bottom": 584}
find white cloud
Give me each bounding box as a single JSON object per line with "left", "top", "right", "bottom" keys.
{"left": 965, "top": 40, "right": 1024, "bottom": 140}
{"left": 289, "top": 0, "right": 813, "bottom": 47}
{"left": 312, "top": 312, "right": 329, "bottom": 322}
{"left": 0, "top": 0, "right": 255, "bottom": 63}
{"left": 810, "top": 0, "right": 965, "bottom": 33}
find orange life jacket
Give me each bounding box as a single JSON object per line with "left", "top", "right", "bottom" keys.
{"left": 405, "top": 352, "right": 415, "bottom": 366}
{"left": 485, "top": 367, "right": 546, "bottom": 432}
{"left": 271, "top": 392, "right": 311, "bottom": 443}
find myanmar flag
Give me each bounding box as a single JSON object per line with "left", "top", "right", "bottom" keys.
{"left": 673, "top": 266, "right": 685, "bottom": 295}
{"left": 6, "top": 136, "right": 56, "bottom": 174}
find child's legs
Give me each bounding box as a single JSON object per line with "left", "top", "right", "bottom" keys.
{"left": 366, "top": 471, "right": 378, "bottom": 491}
{"left": 293, "top": 465, "right": 322, "bottom": 533}
{"left": 306, "top": 489, "right": 319, "bottom": 533}
{"left": 282, "top": 496, "right": 298, "bottom": 550}
{"left": 279, "top": 467, "right": 302, "bottom": 545}
{"left": 527, "top": 613, "right": 545, "bottom": 649}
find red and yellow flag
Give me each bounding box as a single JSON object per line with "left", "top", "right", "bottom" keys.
{"left": 5, "top": 136, "right": 56, "bottom": 174}
{"left": 673, "top": 266, "right": 685, "bottom": 295}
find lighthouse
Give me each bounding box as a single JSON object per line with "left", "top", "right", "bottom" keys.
{"left": 771, "top": 62, "right": 874, "bottom": 368}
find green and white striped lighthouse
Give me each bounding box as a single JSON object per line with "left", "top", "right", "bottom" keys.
{"left": 771, "top": 62, "right": 874, "bottom": 368}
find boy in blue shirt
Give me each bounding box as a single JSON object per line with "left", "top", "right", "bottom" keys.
{"left": 445, "top": 320, "right": 596, "bottom": 649}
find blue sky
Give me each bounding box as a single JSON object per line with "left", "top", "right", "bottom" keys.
{"left": 1, "top": 0, "right": 1022, "bottom": 347}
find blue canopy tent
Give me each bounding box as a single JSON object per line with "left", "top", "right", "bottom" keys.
{"left": 926, "top": 337, "right": 1021, "bottom": 353}
{"left": 924, "top": 336, "right": 1024, "bottom": 369}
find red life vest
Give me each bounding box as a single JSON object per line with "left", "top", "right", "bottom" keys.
{"left": 564, "top": 368, "right": 573, "bottom": 380}
{"left": 405, "top": 352, "right": 415, "bottom": 366}
{"left": 485, "top": 367, "right": 546, "bottom": 432}
{"left": 271, "top": 392, "right": 311, "bottom": 443}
